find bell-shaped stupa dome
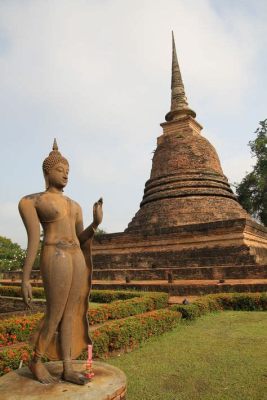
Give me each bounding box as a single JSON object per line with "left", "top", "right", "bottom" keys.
{"left": 126, "top": 33, "right": 249, "bottom": 233}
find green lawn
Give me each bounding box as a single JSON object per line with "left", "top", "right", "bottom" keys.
{"left": 107, "top": 312, "right": 267, "bottom": 400}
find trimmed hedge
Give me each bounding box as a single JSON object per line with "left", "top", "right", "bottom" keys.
{"left": 170, "top": 304, "right": 203, "bottom": 320}
{"left": 0, "top": 286, "right": 152, "bottom": 303}
{"left": 0, "top": 309, "right": 181, "bottom": 376}
{"left": 0, "top": 313, "right": 43, "bottom": 346}
{"left": 0, "top": 286, "right": 45, "bottom": 299}
{"left": 90, "top": 309, "right": 181, "bottom": 356}
{"left": 90, "top": 290, "right": 143, "bottom": 303}
{"left": 171, "top": 292, "right": 267, "bottom": 320}
{"left": 1, "top": 292, "right": 267, "bottom": 377}
{"left": 211, "top": 292, "right": 267, "bottom": 311}
{"left": 0, "top": 345, "right": 31, "bottom": 375}
{"left": 0, "top": 293, "right": 168, "bottom": 346}
{"left": 89, "top": 293, "right": 168, "bottom": 324}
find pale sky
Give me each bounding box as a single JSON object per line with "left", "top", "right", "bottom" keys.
{"left": 0, "top": 0, "right": 266, "bottom": 248}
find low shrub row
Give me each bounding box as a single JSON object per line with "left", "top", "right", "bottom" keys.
{"left": 1, "top": 292, "right": 266, "bottom": 376}
{"left": 89, "top": 293, "right": 168, "bottom": 324}
{"left": 90, "top": 290, "right": 144, "bottom": 303}
{"left": 211, "top": 292, "right": 267, "bottom": 311}
{"left": 0, "top": 345, "right": 31, "bottom": 375}
{"left": 0, "top": 309, "right": 181, "bottom": 376}
{"left": 0, "top": 313, "right": 43, "bottom": 346}
{"left": 0, "top": 285, "right": 45, "bottom": 299}
{"left": 0, "top": 293, "right": 168, "bottom": 346}
{"left": 0, "top": 286, "right": 149, "bottom": 303}
{"left": 90, "top": 308, "right": 181, "bottom": 356}
{"left": 171, "top": 292, "right": 267, "bottom": 320}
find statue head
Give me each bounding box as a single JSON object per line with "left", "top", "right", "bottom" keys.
{"left": 43, "top": 139, "right": 69, "bottom": 190}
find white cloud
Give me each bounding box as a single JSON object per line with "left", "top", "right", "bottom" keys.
{"left": 0, "top": 0, "right": 264, "bottom": 126}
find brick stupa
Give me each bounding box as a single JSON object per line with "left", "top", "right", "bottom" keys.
{"left": 93, "top": 34, "right": 267, "bottom": 284}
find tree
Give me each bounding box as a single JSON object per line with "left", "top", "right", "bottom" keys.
{"left": 0, "top": 236, "right": 26, "bottom": 272}
{"left": 95, "top": 228, "right": 107, "bottom": 236}
{"left": 235, "top": 119, "right": 267, "bottom": 226}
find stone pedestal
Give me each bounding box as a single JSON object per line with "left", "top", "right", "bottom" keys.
{"left": 0, "top": 361, "right": 126, "bottom": 400}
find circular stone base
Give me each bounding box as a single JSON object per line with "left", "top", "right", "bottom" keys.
{"left": 0, "top": 360, "right": 127, "bottom": 400}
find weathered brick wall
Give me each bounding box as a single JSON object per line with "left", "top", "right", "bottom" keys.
{"left": 126, "top": 119, "right": 249, "bottom": 232}
{"left": 93, "top": 245, "right": 255, "bottom": 270}
{"left": 92, "top": 264, "right": 267, "bottom": 281}
{"left": 127, "top": 196, "right": 248, "bottom": 232}
{"left": 93, "top": 218, "right": 267, "bottom": 280}
{"left": 151, "top": 126, "right": 223, "bottom": 178}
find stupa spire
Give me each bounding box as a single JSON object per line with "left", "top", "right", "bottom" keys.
{"left": 165, "top": 31, "right": 196, "bottom": 122}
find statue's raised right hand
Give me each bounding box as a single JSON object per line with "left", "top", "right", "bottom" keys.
{"left": 22, "top": 280, "right": 33, "bottom": 309}
{"left": 93, "top": 197, "right": 103, "bottom": 228}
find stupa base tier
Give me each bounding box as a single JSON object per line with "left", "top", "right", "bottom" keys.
{"left": 93, "top": 218, "right": 267, "bottom": 281}
{"left": 91, "top": 279, "right": 267, "bottom": 296}
{"left": 92, "top": 265, "right": 267, "bottom": 281}
{"left": 126, "top": 196, "right": 249, "bottom": 233}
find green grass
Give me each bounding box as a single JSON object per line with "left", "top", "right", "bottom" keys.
{"left": 107, "top": 312, "right": 267, "bottom": 400}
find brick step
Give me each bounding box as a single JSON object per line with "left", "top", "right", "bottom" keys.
{"left": 0, "top": 280, "right": 43, "bottom": 287}
{"left": 91, "top": 279, "right": 267, "bottom": 296}
{"left": 92, "top": 264, "right": 267, "bottom": 281}
{"left": 1, "top": 279, "right": 267, "bottom": 297}
{"left": 94, "top": 254, "right": 256, "bottom": 269}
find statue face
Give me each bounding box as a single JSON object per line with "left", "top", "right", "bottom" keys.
{"left": 46, "top": 162, "right": 69, "bottom": 190}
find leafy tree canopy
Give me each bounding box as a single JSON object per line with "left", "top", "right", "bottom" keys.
{"left": 236, "top": 119, "right": 267, "bottom": 226}
{"left": 95, "top": 228, "right": 107, "bottom": 236}
{"left": 0, "top": 236, "right": 26, "bottom": 272}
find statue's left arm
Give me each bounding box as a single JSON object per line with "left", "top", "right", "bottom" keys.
{"left": 18, "top": 196, "right": 40, "bottom": 307}
{"left": 76, "top": 198, "right": 103, "bottom": 246}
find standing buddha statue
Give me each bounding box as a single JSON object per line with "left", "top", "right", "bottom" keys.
{"left": 19, "top": 139, "right": 103, "bottom": 385}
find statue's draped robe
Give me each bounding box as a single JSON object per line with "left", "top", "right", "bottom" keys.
{"left": 31, "top": 239, "right": 93, "bottom": 360}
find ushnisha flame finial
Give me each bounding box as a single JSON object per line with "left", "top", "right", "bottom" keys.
{"left": 52, "top": 138, "right": 59, "bottom": 151}
{"left": 42, "top": 139, "right": 69, "bottom": 174}
{"left": 165, "top": 31, "right": 196, "bottom": 122}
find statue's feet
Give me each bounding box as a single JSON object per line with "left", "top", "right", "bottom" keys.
{"left": 29, "top": 361, "right": 58, "bottom": 384}
{"left": 63, "top": 369, "right": 88, "bottom": 385}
